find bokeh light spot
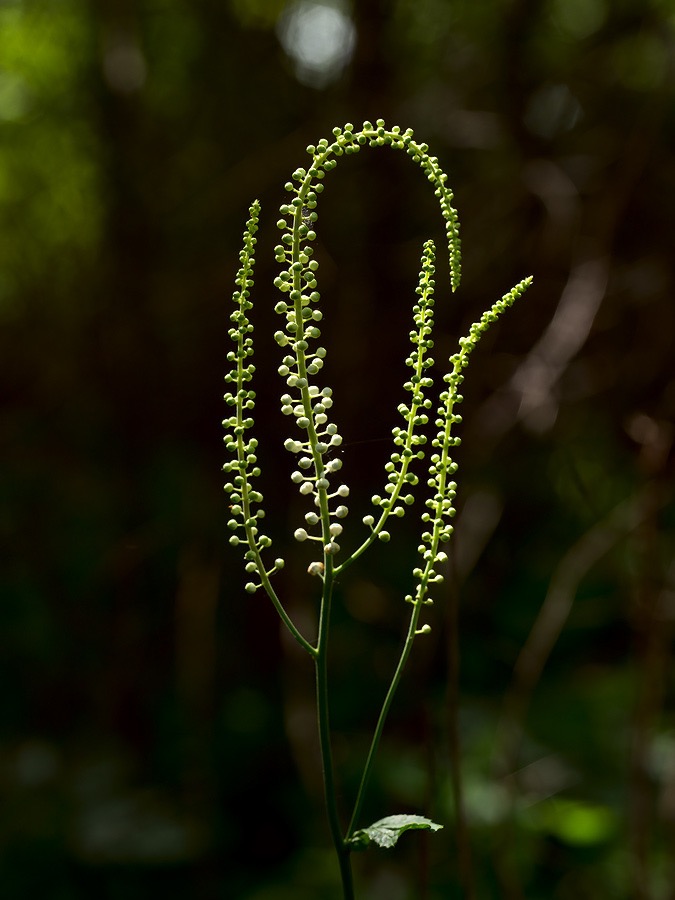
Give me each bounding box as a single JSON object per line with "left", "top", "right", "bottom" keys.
{"left": 276, "top": 0, "right": 356, "bottom": 89}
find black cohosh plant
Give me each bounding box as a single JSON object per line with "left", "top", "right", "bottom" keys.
{"left": 223, "top": 120, "right": 532, "bottom": 898}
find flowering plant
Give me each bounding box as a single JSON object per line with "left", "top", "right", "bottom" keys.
{"left": 223, "top": 120, "right": 531, "bottom": 898}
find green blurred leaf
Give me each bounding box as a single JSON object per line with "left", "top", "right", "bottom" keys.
{"left": 532, "top": 797, "right": 617, "bottom": 847}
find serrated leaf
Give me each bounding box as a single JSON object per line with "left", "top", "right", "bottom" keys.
{"left": 348, "top": 814, "right": 443, "bottom": 850}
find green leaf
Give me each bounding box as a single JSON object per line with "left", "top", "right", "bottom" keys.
{"left": 348, "top": 814, "right": 443, "bottom": 851}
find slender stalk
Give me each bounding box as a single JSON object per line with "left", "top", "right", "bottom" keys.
{"left": 316, "top": 565, "right": 354, "bottom": 899}
{"left": 347, "top": 601, "right": 423, "bottom": 839}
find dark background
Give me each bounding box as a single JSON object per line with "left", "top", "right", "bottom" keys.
{"left": 1, "top": 1, "right": 674, "bottom": 898}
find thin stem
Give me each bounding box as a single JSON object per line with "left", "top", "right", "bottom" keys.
{"left": 259, "top": 570, "right": 318, "bottom": 658}
{"left": 347, "top": 600, "right": 424, "bottom": 839}
{"left": 316, "top": 566, "right": 354, "bottom": 899}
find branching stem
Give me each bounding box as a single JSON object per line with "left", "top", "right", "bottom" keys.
{"left": 224, "top": 120, "right": 532, "bottom": 899}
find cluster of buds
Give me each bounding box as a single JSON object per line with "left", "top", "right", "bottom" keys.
{"left": 222, "top": 203, "right": 284, "bottom": 594}
{"left": 295, "top": 120, "right": 461, "bottom": 289}
{"left": 223, "top": 120, "right": 531, "bottom": 640}
{"left": 273, "top": 171, "right": 350, "bottom": 569}
{"left": 358, "top": 240, "right": 437, "bottom": 548}
{"left": 408, "top": 277, "right": 534, "bottom": 606}
{"left": 263, "top": 121, "right": 464, "bottom": 586}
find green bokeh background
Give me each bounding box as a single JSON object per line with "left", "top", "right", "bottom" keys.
{"left": 1, "top": 1, "right": 674, "bottom": 897}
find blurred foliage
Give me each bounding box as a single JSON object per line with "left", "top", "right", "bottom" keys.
{"left": 1, "top": 0, "right": 674, "bottom": 898}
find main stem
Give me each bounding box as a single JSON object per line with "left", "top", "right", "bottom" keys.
{"left": 316, "top": 568, "right": 354, "bottom": 899}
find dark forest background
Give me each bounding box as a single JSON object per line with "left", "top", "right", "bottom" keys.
{"left": 1, "top": 1, "right": 674, "bottom": 898}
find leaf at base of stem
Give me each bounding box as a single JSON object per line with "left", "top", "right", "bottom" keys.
{"left": 348, "top": 814, "right": 443, "bottom": 851}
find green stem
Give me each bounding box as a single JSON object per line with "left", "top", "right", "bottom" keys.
{"left": 316, "top": 568, "right": 355, "bottom": 899}
{"left": 259, "top": 570, "right": 317, "bottom": 657}
{"left": 346, "top": 600, "right": 424, "bottom": 839}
